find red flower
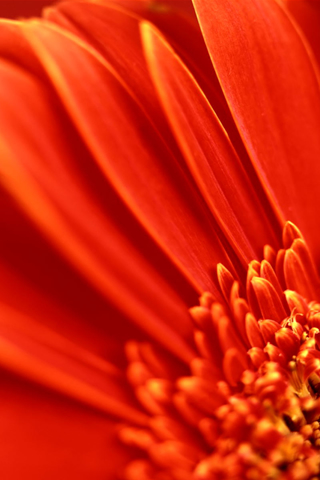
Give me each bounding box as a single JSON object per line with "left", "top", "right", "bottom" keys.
{"left": 1, "top": 0, "right": 320, "bottom": 479}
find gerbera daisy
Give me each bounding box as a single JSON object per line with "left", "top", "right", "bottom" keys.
{"left": 1, "top": 0, "right": 320, "bottom": 479}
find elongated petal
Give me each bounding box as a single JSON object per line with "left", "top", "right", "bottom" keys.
{"left": 44, "top": 1, "right": 183, "bottom": 161}
{"left": 252, "top": 277, "right": 287, "bottom": 323}
{"left": 0, "top": 58, "right": 195, "bottom": 363}
{"left": 0, "top": 22, "right": 198, "bottom": 310}
{"left": 142, "top": 22, "right": 279, "bottom": 264}
{"left": 192, "top": 0, "right": 320, "bottom": 263}
{"left": 0, "top": 333, "right": 147, "bottom": 423}
{"left": 21, "top": 20, "right": 233, "bottom": 294}
{"left": 48, "top": 0, "right": 277, "bottom": 234}
{"left": 0, "top": 296, "right": 148, "bottom": 416}
{"left": 45, "top": 0, "right": 227, "bottom": 139}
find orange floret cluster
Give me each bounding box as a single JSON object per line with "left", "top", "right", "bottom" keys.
{"left": 120, "top": 223, "right": 320, "bottom": 480}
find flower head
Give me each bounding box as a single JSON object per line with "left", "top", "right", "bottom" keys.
{"left": 1, "top": 1, "right": 320, "bottom": 479}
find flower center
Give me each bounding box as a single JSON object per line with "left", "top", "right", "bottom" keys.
{"left": 119, "top": 222, "right": 320, "bottom": 479}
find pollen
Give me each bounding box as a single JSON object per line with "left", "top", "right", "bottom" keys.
{"left": 120, "top": 222, "right": 320, "bottom": 479}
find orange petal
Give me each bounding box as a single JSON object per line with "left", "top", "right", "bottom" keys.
{"left": 248, "top": 347, "right": 268, "bottom": 369}
{"left": 259, "top": 320, "right": 281, "bottom": 344}
{"left": 141, "top": 22, "right": 280, "bottom": 265}
{"left": 284, "top": 244, "right": 320, "bottom": 301}
{"left": 282, "top": 221, "right": 303, "bottom": 249}
{"left": 44, "top": 1, "right": 182, "bottom": 160}
{"left": 251, "top": 277, "right": 287, "bottom": 323}
{"left": 285, "top": 290, "right": 309, "bottom": 316}
{"left": 192, "top": 0, "right": 320, "bottom": 263}
{"left": 260, "top": 260, "right": 289, "bottom": 314}
{"left": 245, "top": 313, "right": 265, "bottom": 349}
{"left": 223, "top": 347, "right": 248, "bottom": 387}
{"left": 46, "top": 0, "right": 252, "bottom": 180}
{"left": 264, "top": 343, "right": 287, "bottom": 368}
{"left": 0, "top": 20, "right": 198, "bottom": 307}
{"left": 21, "top": 19, "right": 232, "bottom": 294}
{"left": 0, "top": 57, "right": 195, "bottom": 363}
{"left": 275, "top": 328, "right": 300, "bottom": 360}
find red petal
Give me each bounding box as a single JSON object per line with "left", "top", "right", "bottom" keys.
{"left": 259, "top": 320, "right": 281, "bottom": 344}
{"left": 44, "top": 1, "right": 182, "bottom": 160}
{"left": 46, "top": 0, "right": 255, "bottom": 184}
{"left": 251, "top": 277, "right": 287, "bottom": 323}
{"left": 0, "top": 58, "right": 195, "bottom": 363}
{"left": 260, "top": 260, "right": 289, "bottom": 314}
{"left": 232, "top": 298, "right": 250, "bottom": 346}
{"left": 217, "top": 315, "right": 246, "bottom": 355}
{"left": 247, "top": 347, "right": 268, "bottom": 369}
{"left": 282, "top": 221, "right": 303, "bottom": 249}
{"left": 21, "top": 20, "right": 232, "bottom": 294}
{"left": 141, "top": 22, "right": 279, "bottom": 264}
{"left": 0, "top": 330, "right": 147, "bottom": 424}
{"left": 217, "top": 263, "right": 235, "bottom": 304}
{"left": 246, "top": 313, "right": 265, "bottom": 348}
{"left": 192, "top": 0, "right": 320, "bottom": 263}
{"left": 223, "top": 347, "right": 248, "bottom": 387}
{"left": 0, "top": 293, "right": 149, "bottom": 423}
{"left": 0, "top": 241, "right": 136, "bottom": 362}
{"left": 285, "top": 290, "right": 309, "bottom": 315}
{"left": 275, "top": 328, "right": 300, "bottom": 360}
{"left": 264, "top": 343, "right": 287, "bottom": 367}
{"left": 284, "top": 244, "right": 320, "bottom": 301}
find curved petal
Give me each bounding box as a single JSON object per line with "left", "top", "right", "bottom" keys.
{"left": 45, "top": 0, "right": 261, "bottom": 202}
{"left": 0, "top": 57, "right": 196, "bottom": 363}
{"left": 44, "top": 0, "right": 182, "bottom": 156}
{"left": 0, "top": 371, "right": 132, "bottom": 479}
{"left": 44, "top": 0, "right": 225, "bottom": 129}
{"left": 0, "top": 21, "right": 198, "bottom": 313}
{"left": 192, "top": 0, "right": 320, "bottom": 264}
{"left": 142, "top": 22, "right": 280, "bottom": 265}
{"left": 20, "top": 19, "right": 234, "bottom": 293}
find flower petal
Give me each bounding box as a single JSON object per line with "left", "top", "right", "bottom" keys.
{"left": 192, "top": 0, "right": 320, "bottom": 263}
{"left": 0, "top": 320, "right": 147, "bottom": 424}
{"left": 0, "top": 57, "right": 195, "bottom": 363}
{"left": 44, "top": 0, "right": 184, "bottom": 163}
{"left": 21, "top": 19, "right": 233, "bottom": 294}
{"left": 0, "top": 258, "right": 140, "bottom": 364}
{"left": 142, "top": 22, "right": 280, "bottom": 264}
{"left": 47, "top": 0, "right": 273, "bottom": 222}
{"left": 45, "top": 0, "right": 225, "bottom": 137}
